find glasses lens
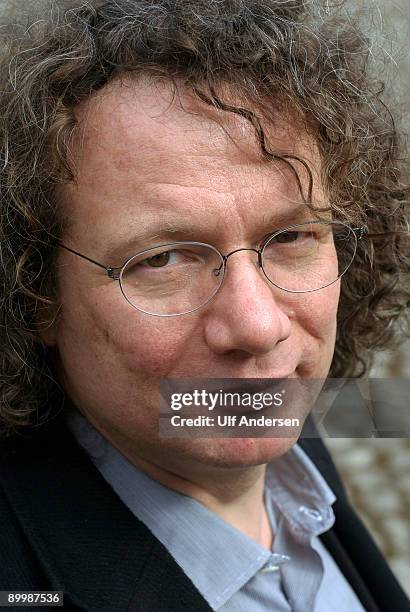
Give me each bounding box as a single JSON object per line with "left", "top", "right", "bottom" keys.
{"left": 261, "top": 221, "right": 357, "bottom": 292}
{"left": 119, "top": 242, "right": 225, "bottom": 315}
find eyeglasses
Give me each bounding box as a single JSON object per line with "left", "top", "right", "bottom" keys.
{"left": 57, "top": 220, "right": 366, "bottom": 317}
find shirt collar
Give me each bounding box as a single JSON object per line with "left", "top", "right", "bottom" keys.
{"left": 265, "top": 443, "right": 336, "bottom": 539}
{"left": 66, "top": 408, "right": 335, "bottom": 610}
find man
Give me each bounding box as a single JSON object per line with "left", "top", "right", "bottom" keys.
{"left": 0, "top": 1, "right": 408, "bottom": 611}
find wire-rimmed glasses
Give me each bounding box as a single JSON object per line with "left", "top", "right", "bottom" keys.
{"left": 57, "top": 220, "right": 366, "bottom": 317}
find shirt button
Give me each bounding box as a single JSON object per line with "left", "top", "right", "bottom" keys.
{"left": 298, "top": 505, "right": 323, "bottom": 521}
{"left": 261, "top": 564, "right": 280, "bottom": 573}
{"left": 261, "top": 553, "right": 291, "bottom": 573}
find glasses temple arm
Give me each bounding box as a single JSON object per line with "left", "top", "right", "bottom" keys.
{"left": 57, "top": 242, "right": 120, "bottom": 277}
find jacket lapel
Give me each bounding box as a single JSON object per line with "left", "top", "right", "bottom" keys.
{"left": 319, "top": 529, "right": 380, "bottom": 612}
{"left": 0, "top": 418, "right": 210, "bottom": 611}
{"left": 301, "top": 437, "right": 409, "bottom": 612}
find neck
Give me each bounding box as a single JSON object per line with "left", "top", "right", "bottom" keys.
{"left": 133, "top": 456, "right": 273, "bottom": 550}
{"left": 84, "top": 413, "right": 275, "bottom": 550}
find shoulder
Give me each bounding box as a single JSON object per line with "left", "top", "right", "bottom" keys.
{"left": 0, "top": 450, "right": 49, "bottom": 589}
{"left": 0, "top": 418, "right": 211, "bottom": 611}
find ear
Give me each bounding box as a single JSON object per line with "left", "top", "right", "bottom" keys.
{"left": 35, "top": 302, "right": 62, "bottom": 347}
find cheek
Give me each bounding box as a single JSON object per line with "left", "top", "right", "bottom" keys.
{"left": 297, "top": 281, "right": 340, "bottom": 331}
{"left": 292, "top": 282, "right": 340, "bottom": 372}
{"left": 57, "top": 282, "right": 200, "bottom": 382}
{"left": 103, "top": 319, "right": 195, "bottom": 377}
{"left": 55, "top": 294, "right": 205, "bottom": 432}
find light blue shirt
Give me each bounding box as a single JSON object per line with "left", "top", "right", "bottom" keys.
{"left": 66, "top": 409, "right": 365, "bottom": 612}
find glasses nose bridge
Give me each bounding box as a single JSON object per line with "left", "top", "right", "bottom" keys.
{"left": 224, "top": 247, "right": 263, "bottom": 268}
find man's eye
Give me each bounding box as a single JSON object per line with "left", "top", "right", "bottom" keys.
{"left": 263, "top": 230, "right": 319, "bottom": 257}
{"left": 271, "top": 230, "right": 316, "bottom": 245}
{"left": 274, "top": 231, "right": 301, "bottom": 244}
{"left": 140, "top": 250, "right": 182, "bottom": 268}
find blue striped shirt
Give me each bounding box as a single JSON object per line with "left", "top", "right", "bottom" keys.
{"left": 66, "top": 408, "right": 365, "bottom": 612}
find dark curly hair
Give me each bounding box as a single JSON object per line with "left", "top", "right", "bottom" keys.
{"left": 0, "top": 0, "right": 409, "bottom": 438}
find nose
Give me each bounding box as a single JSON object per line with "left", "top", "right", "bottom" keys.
{"left": 203, "top": 251, "right": 292, "bottom": 356}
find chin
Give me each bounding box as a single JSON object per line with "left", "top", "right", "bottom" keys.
{"left": 169, "top": 436, "right": 299, "bottom": 470}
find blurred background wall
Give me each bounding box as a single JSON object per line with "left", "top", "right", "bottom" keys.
{"left": 325, "top": 1, "right": 409, "bottom": 596}
{"left": 1, "top": 0, "right": 409, "bottom": 597}
{"left": 327, "top": 348, "right": 410, "bottom": 595}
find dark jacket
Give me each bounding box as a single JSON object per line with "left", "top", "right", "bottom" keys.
{"left": 0, "top": 417, "right": 408, "bottom": 612}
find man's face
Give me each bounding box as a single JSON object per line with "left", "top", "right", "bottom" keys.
{"left": 46, "top": 78, "right": 340, "bottom": 477}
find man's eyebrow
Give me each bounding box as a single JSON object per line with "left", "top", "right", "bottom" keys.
{"left": 102, "top": 220, "right": 196, "bottom": 264}
{"left": 261, "top": 204, "right": 326, "bottom": 232}
{"left": 102, "top": 203, "right": 323, "bottom": 264}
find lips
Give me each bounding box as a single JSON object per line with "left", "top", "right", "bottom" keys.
{"left": 191, "top": 377, "right": 288, "bottom": 393}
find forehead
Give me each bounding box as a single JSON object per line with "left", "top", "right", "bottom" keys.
{"left": 74, "top": 75, "right": 316, "bottom": 173}
{"left": 63, "top": 76, "right": 322, "bottom": 248}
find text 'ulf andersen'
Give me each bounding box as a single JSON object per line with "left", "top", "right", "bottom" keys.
{"left": 170, "top": 415, "right": 300, "bottom": 427}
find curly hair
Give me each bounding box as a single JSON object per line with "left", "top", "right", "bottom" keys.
{"left": 0, "top": 0, "right": 409, "bottom": 438}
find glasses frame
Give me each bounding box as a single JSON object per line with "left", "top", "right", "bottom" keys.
{"left": 57, "top": 220, "right": 367, "bottom": 317}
